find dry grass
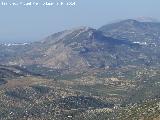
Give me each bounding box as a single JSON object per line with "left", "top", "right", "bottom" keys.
{"left": 0, "top": 77, "right": 50, "bottom": 90}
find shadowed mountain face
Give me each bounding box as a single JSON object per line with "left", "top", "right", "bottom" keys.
{"left": 35, "top": 27, "right": 142, "bottom": 70}
{"left": 0, "top": 21, "right": 160, "bottom": 71}
{"left": 99, "top": 19, "right": 160, "bottom": 45}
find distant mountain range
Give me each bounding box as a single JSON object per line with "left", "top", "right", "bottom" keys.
{"left": 0, "top": 19, "right": 160, "bottom": 72}
{"left": 99, "top": 19, "right": 160, "bottom": 45}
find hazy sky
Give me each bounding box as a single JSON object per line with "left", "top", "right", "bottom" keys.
{"left": 0, "top": 0, "right": 160, "bottom": 43}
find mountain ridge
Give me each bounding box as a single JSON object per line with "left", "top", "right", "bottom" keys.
{"left": 99, "top": 19, "right": 160, "bottom": 45}
{"left": 0, "top": 19, "right": 160, "bottom": 71}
